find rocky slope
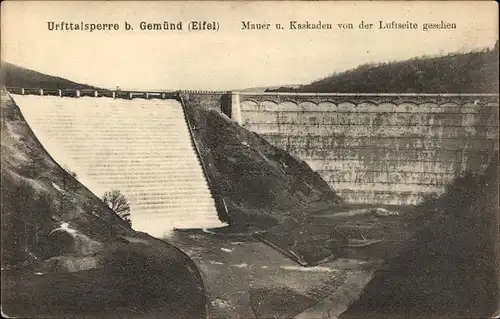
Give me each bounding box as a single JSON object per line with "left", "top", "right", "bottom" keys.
{"left": 182, "top": 93, "right": 342, "bottom": 230}
{"left": 182, "top": 93, "right": 348, "bottom": 265}
{"left": 341, "top": 157, "right": 499, "bottom": 318}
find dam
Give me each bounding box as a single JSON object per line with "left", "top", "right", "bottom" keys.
{"left": 231, "top": 92, "right": 499, "bottom": 205}
{"left": 7, "top": 87, "right": 499, "bottom": 211}
{"left": 10, "top": 93, "right": 227, "bottom": 237}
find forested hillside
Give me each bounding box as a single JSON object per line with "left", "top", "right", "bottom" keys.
{"left": 1, "top": 62, "right": 97, "bottom": 90}
{"left": 268, "top": 43, "right": 499, "bottom": 93}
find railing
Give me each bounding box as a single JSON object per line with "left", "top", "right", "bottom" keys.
{"left": 5, "top": 87, "right": 183, "bottom": 100}
{"left": 4, "top": 86, "right": 229, "bottom": 100}
{"left": 235, "top": 91, "right": 500, "bottom": 97}
{"left": 7, "top": 87, "right": 499, "bottom": 99}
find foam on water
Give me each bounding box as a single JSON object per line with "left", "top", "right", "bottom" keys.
{"left": 280, "top": 265, "right": 337, "bottom": 273}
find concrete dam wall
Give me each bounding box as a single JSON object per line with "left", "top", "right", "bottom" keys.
{"left": 11, "top": 94, "right": 226, "bottom": 237}
{"left": 232, "top": 92, "right": 499, "bottom": 205}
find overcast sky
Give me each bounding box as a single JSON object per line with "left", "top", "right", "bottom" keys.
{"left": 2, "top": 1, "right": 498, "bottom": 90}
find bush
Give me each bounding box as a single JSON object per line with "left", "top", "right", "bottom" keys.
{"left": 52, "top": 166, "right": 80, "bottom": 217}
{"left": 101, "top": 189, "right": 132, "bottom": 226}
{"left": 412, "top": 158, "right": 498, "bottom": 256}
{"left": 23, "top": 144, "right": 46, "bottom": 179}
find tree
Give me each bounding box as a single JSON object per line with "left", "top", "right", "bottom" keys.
{"left": 102, "top": 189, "right": 132, "bottom": 226}
{"left": 53, "top": 165, "right": 79, "bottom": 217}
{"left": 24, "top": 143, "right": 46, "bottom": 178}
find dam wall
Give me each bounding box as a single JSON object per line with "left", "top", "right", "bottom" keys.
{"left": 10, "top": 93, "right": 226, "bottom": 237}
{"left": 232, "top": 92, "right": 499, "bottom": 205}
{"left": 8, "top": 87, "right": 499, "bottom": 206}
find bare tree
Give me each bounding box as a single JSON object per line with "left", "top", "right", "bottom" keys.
{"left": 101, "top": 189, "right": 132, "bottom": 226}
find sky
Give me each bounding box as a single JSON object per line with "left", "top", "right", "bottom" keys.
{"left": 2, "top": 1, "right": 498, "bottom": 90}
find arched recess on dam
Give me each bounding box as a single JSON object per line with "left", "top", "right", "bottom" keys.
{"left": 234, "top": 92, "right": 500, "bottom": 205}
{"left": 10, "top": 93, "right": 227, "bottom": 237}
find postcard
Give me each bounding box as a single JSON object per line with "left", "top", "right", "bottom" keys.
{"left": 1, "top": 1, "right": 498, "bottom": 318}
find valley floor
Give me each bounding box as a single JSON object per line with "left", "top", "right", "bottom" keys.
{"left": 167, "top": 205, "right": 414, "bottom": 318}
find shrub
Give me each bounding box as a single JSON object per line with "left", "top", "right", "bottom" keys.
{"left": 52, "top": 165, "right": 80, "bottom": 217}
{"left": 23, "top": 144, "right": 46, "bottom": 178}
{"left": 101, "top": 189, "right": 132, "bottom": 226}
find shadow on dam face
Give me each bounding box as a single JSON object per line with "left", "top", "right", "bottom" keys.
{"left": 10, "top": 94, "right": 227, "bottom": 238}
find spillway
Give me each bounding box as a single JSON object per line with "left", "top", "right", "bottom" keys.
{"left": 11, "top": 94, "right": 226, "bottom": 237}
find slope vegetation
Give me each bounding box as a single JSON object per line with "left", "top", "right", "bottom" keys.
{"left": 1, "top": 61, "right": 98, "bottom": 90}
{"left": 341, "top": 156, "right": 499, "bottom": 318}
{"left": 268, "top": 45, "right": 499, "bottom": 93}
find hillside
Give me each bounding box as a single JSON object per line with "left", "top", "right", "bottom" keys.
{"left": 342, "top": 156, "right": 499, "bottom": 318}
{"left": 183, "top": 94, "right": 355, "bottom": 265}
{"left": 237, "top": 84, "right": 301, "bottom": 92}
{"left": 183, "top": 94, "right": 342, "bottom": 229}
{"left": 1, "top": 88, "right": 208, "bottom": 318}
{"left": 268, "top": 45, "right": 499, "bottom": 93}
{"left": 1, "top": 61, "right": 98, "bottom": 90}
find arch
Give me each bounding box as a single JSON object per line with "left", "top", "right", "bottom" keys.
{"left": 336, "top": 101, "right": 358, "bottom": 112}
{"left": 375, "top": 99, "right": 403, "bottom": 105}
{"left": 417, "top": 102, "right": 439, "bottom": 108}
{"left": 354, "top": 101, "right": 378, "bottom": 113}
{"left": 281, "top": 100, "right": 299, "bottom": 105}
{"left": 367, "top": 102, "right": 398, "bottom": 113}
{"left": 436, "top": 101, "right": 461, "bottom": 107}
{"left": 317, "top": 101, "right": 337, "bottom": 112}
{"left": 239, "top": 97, "right": 259, "bottom": 104}
{"left": 278, "top": 100, "right": 300, "bottom": 112}
{"left": 240, "top": 100, "right": 258, "bottom": 111}
{"left": 259, "top": 100, "right": 280, "bottom": 112}
{"left": 298, "top": 101, "right": 319, "bottom": 111}
{"left": 397, "top": 102, "right": 430, "bottom": 113}
{"left": 357, "top": 99, "right": 383, "bottom": 105}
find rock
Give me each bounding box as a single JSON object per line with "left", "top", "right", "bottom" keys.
{"left": 37, "top": 255, "right": 102, "bottom": 273}
{"left": 371, "top": 208, "right": 399, "bottom": 217}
